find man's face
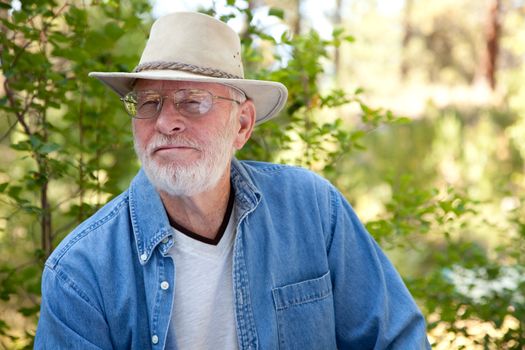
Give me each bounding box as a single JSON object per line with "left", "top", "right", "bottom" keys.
{"left": 132, "top": 79, "right": 246, "bottom": 196}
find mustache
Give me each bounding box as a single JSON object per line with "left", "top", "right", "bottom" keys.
{"left": 144, "top": 135, "right": 201, "bottom": 153}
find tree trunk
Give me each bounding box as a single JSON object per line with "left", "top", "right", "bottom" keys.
{"left": 41, "top": 179, "right": 52, "bottom": 259}
{"left": 239, "top": 0, "right": 257, "bottom": 41}
{"left": 334, "top": 0, "right": 343, "bottom": 77}
{"left": 480, "top": 0, "right": 501, "bottom": 90}
{"left": 400, "top": 0, "right": 413, "bottom": 80}
{"left": 292, "top": 0, "right": 301, "bottom": 35}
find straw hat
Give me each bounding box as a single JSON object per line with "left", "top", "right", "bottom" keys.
{"left": 89, "top": 12, "right": 288, "bottom": 124}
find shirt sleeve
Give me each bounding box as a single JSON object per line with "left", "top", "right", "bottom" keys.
{"left": 326, "top": 186, "right": 431, "bottom": 350}
{"left": 35, "top": 266, "right": 113, "bottom": 350}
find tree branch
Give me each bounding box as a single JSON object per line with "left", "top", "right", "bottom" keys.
{"left": 0, "top": 119, "right": 18, "bottom": 142}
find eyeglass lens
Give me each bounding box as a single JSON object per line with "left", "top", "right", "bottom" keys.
{"left": 123, "top": 89, "right": 222, "bottom": 119}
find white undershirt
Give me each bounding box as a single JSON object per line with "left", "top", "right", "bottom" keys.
{"left": 167, "top": 208, "right": 239, "bottom": 350}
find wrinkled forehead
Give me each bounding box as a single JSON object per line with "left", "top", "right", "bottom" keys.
{"left": 133, "top": 79, "right": 231, "bottom": 95}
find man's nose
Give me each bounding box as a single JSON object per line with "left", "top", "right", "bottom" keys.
{"left": 155, "top": 99, "right": 187, "bottom": 135}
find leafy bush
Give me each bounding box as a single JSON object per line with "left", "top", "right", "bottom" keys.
{"left": 0, "top": 1, "right": 523, "bottom": 349}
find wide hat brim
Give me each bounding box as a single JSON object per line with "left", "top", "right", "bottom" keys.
{"left": 89, "top": 70, "right": 288, "bottom": 125}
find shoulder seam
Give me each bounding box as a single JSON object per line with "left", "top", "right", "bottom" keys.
{"left": 44, "top": 265, "right": 104, "bottom": 316}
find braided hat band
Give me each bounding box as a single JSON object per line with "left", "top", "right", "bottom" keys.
{"left": 133, "top": 61, "right": 243, "bottom": 80}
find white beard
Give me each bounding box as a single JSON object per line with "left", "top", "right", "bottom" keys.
{"left": 134, "top": 118, "right": 237, "bottom": 197}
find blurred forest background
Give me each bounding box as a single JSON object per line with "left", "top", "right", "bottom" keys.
{"left": 0, "top": 0, "right": 524, "bottom": 349}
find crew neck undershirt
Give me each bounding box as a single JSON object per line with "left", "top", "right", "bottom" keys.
{"left": 166, "top": 189, "right": 239, "bottom": 350}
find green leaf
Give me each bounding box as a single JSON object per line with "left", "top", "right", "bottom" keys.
{"left": 7, "top": 185, "right": 22, "bottom": 199}
{"left": 104, "top": 22, "right": 125, "bottom": 40}
{"left": 48, "top": 32, "right": 69, "bottom": 43}
{"left": 29, "top": 134, "right": 43, "bottom": 149}
{"left": 219, "top": 14, "right": 236, "bottom": 23}
{"left": 269, "top": 7, "right": 285, "bottom": 19}
{"left": 0, "top": 18, "right": 18, "bottom": 31}
{"left": 332, "top": 27, "right": 345, "bottom": 37}
{"left": 40, "top": 142, "right": 60, "bottom": 154}
{"left": 280, "top": 30, "right": 292, "bottom": 43}
{"left": 0, "top": 182, "right": 7, "bottom": 193}
{"left": 18, "top": 305, "right": 40, "bottom": 317}
{"left": 258, "top": 32, "right": 276, "bottom": 43}
{"left": 10, "top": 140, "right": 32, "bottom": 151}
{"left": 394, "top": 116, "right": 411, "bottom": 124}
{"left": 12, "top": 10, "right": 28, "bottom": 23}
{"left": 0, "top": 319, "right": 9, "bottom": 335}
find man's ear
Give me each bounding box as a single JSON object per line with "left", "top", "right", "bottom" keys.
{"left": 233, "top": 100, "right": 256, "bottom": 150}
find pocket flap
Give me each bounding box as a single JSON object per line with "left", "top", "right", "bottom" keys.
{"left": 272, "top": 271, "right": 332, "bottom": 310}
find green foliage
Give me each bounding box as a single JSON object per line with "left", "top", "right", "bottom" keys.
{"left": 216, "top": 4, "right": 404, "bottom": 178}
{"left": 355, "top": 101, "right": 525, "bottom": 348}
{"left": 366, "top": 175, "right": 476, "bottom": 247}
{"left": 0, "top": 0, "right": 151, "bottom": 347}
{"left": 0, "top": 1, "right": 402, "bottom": 346}
{"left": 364, "top": 171, "right": 524, "bottom": 347}
{"left": 1, "top": 1, "right": 524, "bottom": 349}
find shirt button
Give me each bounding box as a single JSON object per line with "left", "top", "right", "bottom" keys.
{"left": 161, "top": 237, "right": 170, "bottom": 244}
{"left": 140, "top": 253, "right": 147, "bottom": 262}
{"left": 160, "top": 281, "right": 169, "bottom": 290}
{"left": 151, "top": 335, "right": 159, "bottom": 344}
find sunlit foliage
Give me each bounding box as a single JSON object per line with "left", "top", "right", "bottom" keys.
{"left": 1, "top": 0, "right": 524, "bottom": 349}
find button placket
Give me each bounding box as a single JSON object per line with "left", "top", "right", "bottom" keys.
{"left": 149, "top": 253, "right": 174, "bottom": 349}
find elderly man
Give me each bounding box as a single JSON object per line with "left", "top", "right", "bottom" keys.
{"left": 35, "top": 12, "right": 430, "bottom": 350}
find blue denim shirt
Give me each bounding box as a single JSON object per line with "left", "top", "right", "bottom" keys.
{"left": 35, "top": 159, "right": 430, "bottom": 349}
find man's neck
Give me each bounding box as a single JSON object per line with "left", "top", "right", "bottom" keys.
{"left": 158, "top": 169, "right": 232, "bottom": 241}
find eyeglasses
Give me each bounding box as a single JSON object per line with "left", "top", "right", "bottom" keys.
{"left": 121, "top": 89, "right": 242, "bottom": 119}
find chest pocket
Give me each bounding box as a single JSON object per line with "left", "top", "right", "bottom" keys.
{"left": 272, "top": 271, "right": 337, "bottom": 350}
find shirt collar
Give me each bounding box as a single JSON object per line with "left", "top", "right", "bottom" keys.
{"left": 129, "top": 159, "right": 261, "bottom": 265}
{"left": 129, "top": 169, "right": 173, "bottom": 265}
{"left": 230, "top": 158, "right": 261, "bottom": 212}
